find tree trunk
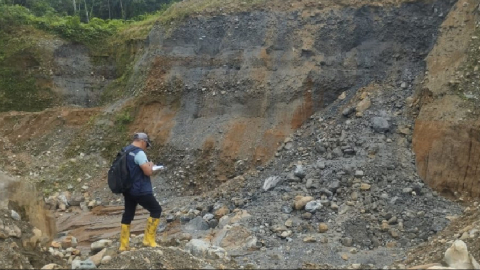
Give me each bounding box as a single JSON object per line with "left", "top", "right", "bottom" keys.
{"left": 73, "top": 0, "right": 76, "bottom": 14}
{"left": 119, "top": 0, "right": 125, "bottom": 20}
{"left": 107, "top": 0, "right": 111, "bottom": 19}
{"left": 84, "top": 0, "right": 89, "bottom": 23}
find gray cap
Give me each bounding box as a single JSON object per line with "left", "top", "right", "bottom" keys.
{"left": 133, "top": 132, "right": 151, "bottom": 147}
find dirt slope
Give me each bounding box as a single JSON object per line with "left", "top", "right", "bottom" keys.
{"left": 413, "top": 0, "right": 480, "bottom": 197}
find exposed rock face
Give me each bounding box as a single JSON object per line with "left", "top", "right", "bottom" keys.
{"left": 413, "top": 0, "right": 480, "bottom": 197}
{"left": 52, "top": 44, "right": 116, "bottom": 107}
{"left": 0, "top": 171, "right": 56, "bottom": 240}
{"left": 130, "top": 0, "right": 456, "bottom": 196}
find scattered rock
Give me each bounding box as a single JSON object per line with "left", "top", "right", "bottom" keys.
{"left": 185, "top": 239, "right": 227, "bottom": 260}
{"left": 318, "top": 223, "right": 329, "bottom": 233}
{"left": 100, "top": 256, "right": 112, "bottom": 265}
{"left": 371, "top": 117, "right": 390, "bottom": 133}
{"left": 203, "top": 213, "right": 214, "bottom": 221}
{"left": 294, "top": 165, "right": 307, "bottom": 179}
{"left": 356, "top": 97, "right": 371, "bottom": 114}
{"left": 282, "top": 205, "right": 293, "bottom": 214}
{"left": 90, "top": 239, "right": 112, "bottom": 253}
{"left": 360, "top": 183, "right": 371, "bottom": 191}
{"left": 342, "top": 107, "right": 356, "bottom": 117}
{"left": 294, "top": 196, "right": 314, "bottom": 210}
{"left": 263, "top": 176, "right": 282, "bottom": 191}
{"left": 303, "top": 236, "right": 316, "bottom": 243}
{"left": 215, "top": 206, "right": 230, "bottom": 219}
{"left": 185, "top": 216, "right": 210, "bottom": 231}
{"left": 305, "top": 200, "right": 322, "bottom": 213}
{"left": 41, "top": 264, "right": 62, "bottom": 269}
{"left": 89, "top": 248, "right": 106, "bottom": 266}
{"left": 302, "top": 212, "right": 312, "bottom": 220}
{"left": 10, "top": 210, "right": 21, "bottom": 221}
{"left": 60, "top": 235, "right": 78, "bottom": 249}
{"left": 72, "top": 259, "right": 96, "bottom": 269}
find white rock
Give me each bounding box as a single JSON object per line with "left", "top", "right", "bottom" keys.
{"left": 185, "top": 239, "right": 227, "bottom": 260}
{"left": 10, "top": 210, "right": 21, "bottom": 221}
{"left": 72, "top": 259, "right": 96, "bottom": 269}
{"left": 100, "top": 256, "right": 112, "bottom": 265}
{"left": 263, "top": 176, "right": 282, "bottom": 191}
{"left": 90, "top": 239, "right": 112, "bottom": 253}
{"left": 41, "top": 263, "right": 62, "bottom": 269}
{"left": 354, "top": 170, "right": 364, "bottom": 177}
{"left": 203, "top": 213, "right": 214, "bottom": 221}
{"left": 444, "top": 240, "right": 480, "bottom": 269}
{"left": 305, "top": 200, "right": 322, "bottom": 213}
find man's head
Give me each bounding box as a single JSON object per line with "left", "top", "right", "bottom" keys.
{"left": 132, "top": 132, "right": 151, "bottom": 150}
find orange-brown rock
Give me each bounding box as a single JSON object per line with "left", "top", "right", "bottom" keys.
{"left": 294, "top": 196, "right": 314, "bottom": 210}
{"left": 413, "top": 0, "right": 480, "bottom": 198}
{"left": 214, "top": 206, "right": 230, "bottom": 219}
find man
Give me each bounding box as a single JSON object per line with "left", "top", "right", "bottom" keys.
{"left": 119, "top": 132, "right": 162, "bottom": 251}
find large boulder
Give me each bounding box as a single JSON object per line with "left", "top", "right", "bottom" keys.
{"left": 218, "top": 210, "right": 252, "bottom": 229}
{"left": 211, "top": 225, "right": 257, "bottom": 251}
{"left": 444, "top": 240, "right": 480, "bottom": 269}
{"left": 185, "top": 217, "right": 210, "bottom": 231}
{"left": 185, "top": 239, "right": 227, "bottom": 260}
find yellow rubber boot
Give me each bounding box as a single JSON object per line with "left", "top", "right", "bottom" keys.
{"left": 119, "top": 224, "right": 130, "bottom": 251}
{"left": 142, "top": 217, "right": 160, "bottom": 247}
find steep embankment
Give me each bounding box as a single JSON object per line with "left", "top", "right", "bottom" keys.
{"left": 0, "top": 26, "right": 116, "bottom": 111}
{"left": 0, "top": 0, "right": 462, "bottom": 200}
{"left": 0, "top": 171, "right": 63, "bottom": 269}
{"left": 127, "top": 0, "right": 457, "bottom": 198}
{"left": 413, "top": 0, "right": 480, "bottom": 197}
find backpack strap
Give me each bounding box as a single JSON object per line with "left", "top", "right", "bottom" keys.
{"left": 123, "top": 145, "right": 138, "bottom": 154}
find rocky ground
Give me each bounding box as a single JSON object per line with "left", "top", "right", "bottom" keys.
{"left": 148, "top": 74, "right": 463, "bottom": 269}
{"left": 404, "top": 202, "right": 480, "bottom": 268}
{"left": 27, "top": 72, "right": 470, "bottom": 269}
{"left": 0, "top": 209, "right": 64, "bottom": 269}
{"left": 1, "top": 0, "right": 480, "bottom": 269}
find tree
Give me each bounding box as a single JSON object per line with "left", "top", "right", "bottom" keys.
{"left": 83, "top": 0, "right": 88, "bottom": 22}
{"left": 1, "top": 0, "right": 181, "bottom": 20}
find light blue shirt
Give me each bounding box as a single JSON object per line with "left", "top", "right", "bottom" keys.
{"left": 134, "top": 150, "right": 148, "bottom": 166}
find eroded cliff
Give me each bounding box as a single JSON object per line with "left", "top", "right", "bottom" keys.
{"left": 127, "top": 0, "right": 456, "bottom": 195}
{"left": 413, "top": 0, "right": 480, "bottom": 197}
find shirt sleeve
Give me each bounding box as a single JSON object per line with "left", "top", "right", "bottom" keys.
{"left": 134, "top": 150, "right": 148, "bottom": 165}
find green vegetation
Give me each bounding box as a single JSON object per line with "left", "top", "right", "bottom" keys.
{"left": 158, "top": 0, "right": 267, "bottom": 24}
{"left": 0, "top": 67, "right": 56, "bottom": 111}
{"left": 1, "top": 0, "right": 178, "bottom": 21}
{"left": 0, "top": 0, "right": 270, "bottom": 113}
{"left": 0, "top": 12, "right": 58, "bottom": 112}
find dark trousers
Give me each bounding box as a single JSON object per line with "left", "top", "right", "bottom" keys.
{"left": 121, "top": 193, "right": 162, "bottom": 224}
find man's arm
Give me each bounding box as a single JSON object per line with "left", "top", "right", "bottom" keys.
{"left": 140, "top": 162, "right": 154, "bottom": 176}
{"left": 135, "top": 151, "right": 154, "bottom": 176}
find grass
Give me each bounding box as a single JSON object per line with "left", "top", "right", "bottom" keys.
{"left": 0, "top": 25, "right": 59, "bottom": 112}
{"left": 158, "top": 0, "right": 267, "bottom": 24}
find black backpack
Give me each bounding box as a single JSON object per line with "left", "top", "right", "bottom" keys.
{"left": 107, "top": 147, "right": 134, "bottom": 194}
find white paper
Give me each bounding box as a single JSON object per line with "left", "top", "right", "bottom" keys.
{"left": 152, "top": 165, "right": 165, "bottom": 171}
